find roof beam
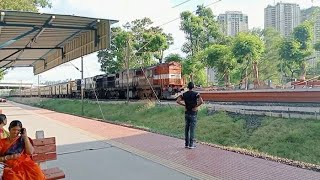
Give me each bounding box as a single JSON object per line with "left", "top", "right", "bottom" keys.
{"left": 0, "top": 67, "right": 10, "bottom": 74}
{"left": 0, "top": 47, "right": 63, "bottom": 50}
{"left": 0, "top": 22, "right": 96, "bottom": 31}
{"left": 1, "top": 59, "right": 44, "bottom": 62}
{"left": 7, "top": 65, "right": 33, "bottom": 68}
{"left": 0, "top": 28, "right": 39, "bottom": 49}
{"left": 29, "top": 16, "right": 55, "bottom": 47}
{"left": 0, "top": 49, "right": 23, "bottom": 63}
{"left": 0, "top": 61, "right": 14, "bottom": 68}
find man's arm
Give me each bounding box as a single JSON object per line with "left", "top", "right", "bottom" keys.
{"left": 196, "top": 93, "right": 204, "bottom": 107}
{"left": 176, "top": 95, "right": 185, "bottom": 107}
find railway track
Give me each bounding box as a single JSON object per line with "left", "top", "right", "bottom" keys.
{"left": 87, "top": 99, "right": 320, "bottom": 114}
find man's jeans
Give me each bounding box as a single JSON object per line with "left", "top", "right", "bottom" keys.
{"left": 185, "top": 113, "right": 197, "bottom": 147}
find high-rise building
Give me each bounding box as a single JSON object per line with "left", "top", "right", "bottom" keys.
{"left": 264, "top": 2, "right": 300, "bottom": 37}
{"left": 218, "top": 11, "right": 248, "bottom": 37}
{"left": 264, "top": 5, "right": 276, "bottom": 28}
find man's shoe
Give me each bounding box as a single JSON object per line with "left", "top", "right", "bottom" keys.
{"left": 188, "top": 145, "right": 196, "bottom": 149}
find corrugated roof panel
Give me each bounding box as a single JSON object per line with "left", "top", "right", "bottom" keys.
{"left": 0, "top": 10, "right": 117, "bottom": 74}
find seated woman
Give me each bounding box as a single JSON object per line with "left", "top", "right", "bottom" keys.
{"left": 0, "top": 114, "right": 9, "bottom": 139}
{"left": 0, "top": 120, "right": 45, "bottom": 180}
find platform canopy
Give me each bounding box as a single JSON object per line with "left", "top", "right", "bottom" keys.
{"left": 0, "top": 10, "right": 118, "bottom": 75}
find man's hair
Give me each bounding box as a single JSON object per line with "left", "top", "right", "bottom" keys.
{"left": 187, "top": 82, "right": 194, "bottom": 90}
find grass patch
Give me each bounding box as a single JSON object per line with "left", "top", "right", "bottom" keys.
{"left": 10, "top": 98, "right": 320, "bottom": 165}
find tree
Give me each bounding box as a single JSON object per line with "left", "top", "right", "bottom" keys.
{"left": 293, "top": 22, "right": 313, "bottom": 50}
{"left": 279, "top": 22, "right": 313, "bottom": 80}
{"left": 180, "top": 5, "right": 222, "bottom": 84}
{"left": 232, "top": 33, "right": 265, "bottom": 88}
{"left": 314, "top": 41, "right": 320, "bottom": 51}
{"left": 0, "top": 0, "right": 52, "bottom": 80}
{"left": 182, "top": 57, "right": 205, "bottom": 85}
{"left": 165, "top": 53, "right": 184, "bottom": 63}
{"left": 259, "top": 28, "right": 283, "bottom": 84}
{"left": 130, "top": 18, "right": 173, "bottom": 64}
{"left": 98, "top": 18, "right": 173, "bottom": 73}
{"left": 196, "top": 45, "right": 236, "bottom": 86}
{"left": 180, "top": 5, "right": 221, "bottom": 56}
{"left": 0, "top": 0, "right": 52, "bottom": 12}
{"left": 97, "top": 27, "right": 131, "bottom": 74}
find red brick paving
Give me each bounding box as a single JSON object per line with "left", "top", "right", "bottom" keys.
{"left": 13, "top": 103, "right": 320, "bottom": 180}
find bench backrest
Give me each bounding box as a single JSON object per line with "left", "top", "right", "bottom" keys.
{"left": 32, "top": 137, "right": 57, "bottom": 163}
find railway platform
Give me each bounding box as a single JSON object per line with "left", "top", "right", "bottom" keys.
{"left": 1, "top": 101, "right": 319, "bottom": 180}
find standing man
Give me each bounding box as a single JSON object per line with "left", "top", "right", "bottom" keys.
{"left": 176, "top": 82, "right": 204, "bottom": 149}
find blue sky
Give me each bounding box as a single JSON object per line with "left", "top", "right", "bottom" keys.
{"left": 2, "top": 0, "right": 318, "bottom": 85}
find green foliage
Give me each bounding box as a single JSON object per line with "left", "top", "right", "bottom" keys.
{"left": 279, "top": 22, "right": 314, "bottom": 79}
{"left": 98, "top": 18, "right": 173, "bottom": 73}
{"left": 314, "top": 41, "right": 320, "bottom": 51}
{"left": 164, "top": 53, "right": 184, "bottom": 63}
{"left": 293, "top": 21, "right": 313, "bottom": 50}
{"left": 0, "top": 0, "right": 52, "bottom": 12}
{"left": 282, "top": 60, "right": 301, "bottom": 79}
{"left": 180, "top": 5, "right": 221, "bottom": 56}
{"left": 192, "top": 68, "right": 207, "bottom": 86}
{"left": 279, "top": 40, "right": 304, "bottom": 62}
{"left": 259, "top": 28, "right": 283, "bottom": 83}
{"left": 232, "top": 33, "right": 265, "bottom": 64}
{"left": 307, "top": 60, "right": 320, "bottom": 78}
{"left": 232, "top": 33, "right": 265, "bottom": 86}
{"left": 131, "top": 19, "right": 173, "bottom": 64}
{"left": 182, "top": 57, "right": 205, "bottom": 85}
{"left": 197, "top": 44, "right": 236, "bottom": 85}
{"left": 179, "top": 5, "right": 223, "bottom": 84}
{"left": 97, "top": 27, "right": 129, "bottom": 74}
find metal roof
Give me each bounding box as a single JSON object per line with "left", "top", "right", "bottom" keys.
{"left": 0, "top": 10, "right": 118, "bottom": 75}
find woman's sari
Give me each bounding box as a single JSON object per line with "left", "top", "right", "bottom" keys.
{"left": 0, "top": 137, "right": 45, "bottom": 180}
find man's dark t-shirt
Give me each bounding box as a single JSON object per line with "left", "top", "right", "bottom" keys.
{"left": 181, "top": 91, "right": 199, "bottom": 115}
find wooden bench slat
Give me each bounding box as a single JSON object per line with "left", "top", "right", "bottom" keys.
{"left": 34, "top": 144, "right": 56, "bottom": 154}
{"left": 32, "top": 135, "right": 65, "bottom": 180}
{"left": 33, "top": 152, "right": 57, "bottom": 162}
{"left": 33, "top": 137, "right": 56, "bottom": 146}
{"left": 43, "top": 167, "right": 66, "bottom": 180}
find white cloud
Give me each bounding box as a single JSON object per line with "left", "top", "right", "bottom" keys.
{"left": 3, "top": 0, "right": 318, "bottom": 84}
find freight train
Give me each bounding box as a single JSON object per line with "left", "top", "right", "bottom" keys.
{"left": 10, "top": 62, "right": 185, "bottom": 100}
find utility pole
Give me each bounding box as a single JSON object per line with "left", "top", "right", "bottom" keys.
{"left": 81, "top": 56, "right": 84, "bottom": 115}
{"left": 20, "top": 80, "right": 22, "bottom": 99}
{"left": 280, "top": 61, "right": 283, "bottom": 87}
{"left": 125, "top": 40, "right": 130, "bottom": 103}
{"left": 123, "top": 22, "right": 131, "bottom": 104}
{"left": 245, "top": 68, "right": 248, "bottom": 90}
{"left": 38, "top": 75, "right": 40, "bottom": 98}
